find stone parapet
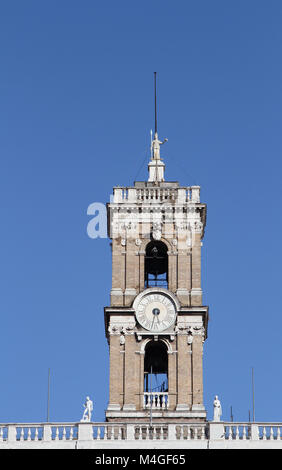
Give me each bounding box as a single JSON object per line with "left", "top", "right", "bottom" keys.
{"left": 1, "top": 421, "right": 282, "bottom": 449}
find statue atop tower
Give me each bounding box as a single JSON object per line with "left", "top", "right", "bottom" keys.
{"left": 148, "top": 131, "right": 167, "bottom": 182}
{"left": 151, "top": 132, "right": 168, "bottom": 161}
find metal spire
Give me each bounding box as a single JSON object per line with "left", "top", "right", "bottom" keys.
{"left": 148, "top": 73, "right": 167, "bottom": 182}
{"left": 154, "top": 72, "right": 157, "bottom": 135}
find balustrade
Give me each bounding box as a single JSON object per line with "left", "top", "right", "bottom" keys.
{"left": 0, "top": 421, "right": 282, "bottom": 446}
{"left": 18, "top": 426, "right": 43, "bottom": 441}
{"left": 92, "top": 424, "right": 126, "bottom": 440}
{"left": 113, "top": 186, "right": 200, "bottom": 204}
{"left": 225, "top": 424, "right": 251, "bottom": 440}
{"left": 176, "top": 425, "right": 207, "bottom": 440}
{"left": 258, "top": 425, "right": 282, "bottom": 441}
{"left": 224, "top": 423, "right": 282, "bottom": 441}
{"left": 143, "top": 392, "right": 169, "bottom": 409}
{"left": 50, "top": 425, "right": 77, "bottom": 441}
{"left": 134, "top": 425, "right": 168, "bottom": 440}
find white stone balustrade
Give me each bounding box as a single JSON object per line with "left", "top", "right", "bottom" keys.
{"left": 143, "top": 392, "right": 169, "bottom": 409}
{"left": 224, "top": 423, "right": 282, "bottom": 441}
{"left": 134, "top": 425, "right": 168, "bottom": 441}
{"left": 92, "top": 424, "right": 126, "bottom": 440}
{"left": 176, "top": 425, "right": 207, "bottom": 441}
{"left": 1, "top": 422, "right": 282, "bottom": 448}
{"left": 112, "top": 186, "right": 201, "bottom": 204}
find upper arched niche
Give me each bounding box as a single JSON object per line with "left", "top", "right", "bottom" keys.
{"left": 144, "top": 240, "right": 168, "bottom": 288}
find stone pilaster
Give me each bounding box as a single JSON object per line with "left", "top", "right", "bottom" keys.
{"left": 191, "top": 232, "right": 202, "bottom": 306}
{"left": 111, "top": 239, "right": 125, "bottom": 306}
{"left": 108, "top": 334, "right": 123, "bottom": 410}
{"left": 123, "top": 334, "right": 137, "bottom": 411}
{"left": 125, "top": 239, "right": 138, "bottom": 306}
{"left": 192, "top": 334, "right": 204, "bottom": 408}
{"left": 168, "top": 348, "right": 177, "bottom": 410}
{"left": 168, "top": 252, "right": 177, "bottom": 293}
{"left": 176, "top": 334, "right": 191, "bottom": 410}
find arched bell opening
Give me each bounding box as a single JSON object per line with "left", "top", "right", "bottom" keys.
{"left": 144, "top": 241, "right": 168, "bottom": 288}
{"left": 143, "top": 340, "right": 169, "bottom": 409}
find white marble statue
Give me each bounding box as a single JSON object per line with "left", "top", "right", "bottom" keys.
{"left": 151, "top": 132, "right": 167, "bottom": 160}
{"left": 81, "top": 396, "right": 93, "bottom": 422}
{"left": 213, "top": 395, "right": 222, "bottom": 422}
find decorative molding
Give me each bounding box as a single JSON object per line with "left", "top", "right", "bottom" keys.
{"left": 175, "top": 323, "right": 205, "bottom": 342}
{"left": 108, "top": 321, "right": 136, "bottom": 336}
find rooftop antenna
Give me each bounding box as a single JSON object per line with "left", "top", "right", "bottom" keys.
{"left": 47, "top": 368, "right": 51, "bottom": 422}
{"left": 251, "top": 367, "right": 255, "bottom": 422}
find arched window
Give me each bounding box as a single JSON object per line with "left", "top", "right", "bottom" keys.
{"left": 144, "top": 241, "right": 168, "bottom": 288}
{"left": 144, "top": 340, "right": 168, "bottom": 394}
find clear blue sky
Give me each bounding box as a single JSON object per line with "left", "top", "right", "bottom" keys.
{"left": 0, "top": 0, "right": 281, "bottom": 423}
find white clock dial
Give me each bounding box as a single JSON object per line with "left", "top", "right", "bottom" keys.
{"left": 136, "top": 292, "right": 176, "bottom": 332}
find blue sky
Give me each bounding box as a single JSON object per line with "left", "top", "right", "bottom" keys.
{"left": 0, "top": 0, "right": 281, "bottom": 423}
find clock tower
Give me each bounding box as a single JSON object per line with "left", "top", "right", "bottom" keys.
{"left": 104, "top": 89, "right": 208, "bottom": 423}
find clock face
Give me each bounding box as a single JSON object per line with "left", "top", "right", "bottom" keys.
{"left": 135, "top": 292, "right": 176, "bottom": 332}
